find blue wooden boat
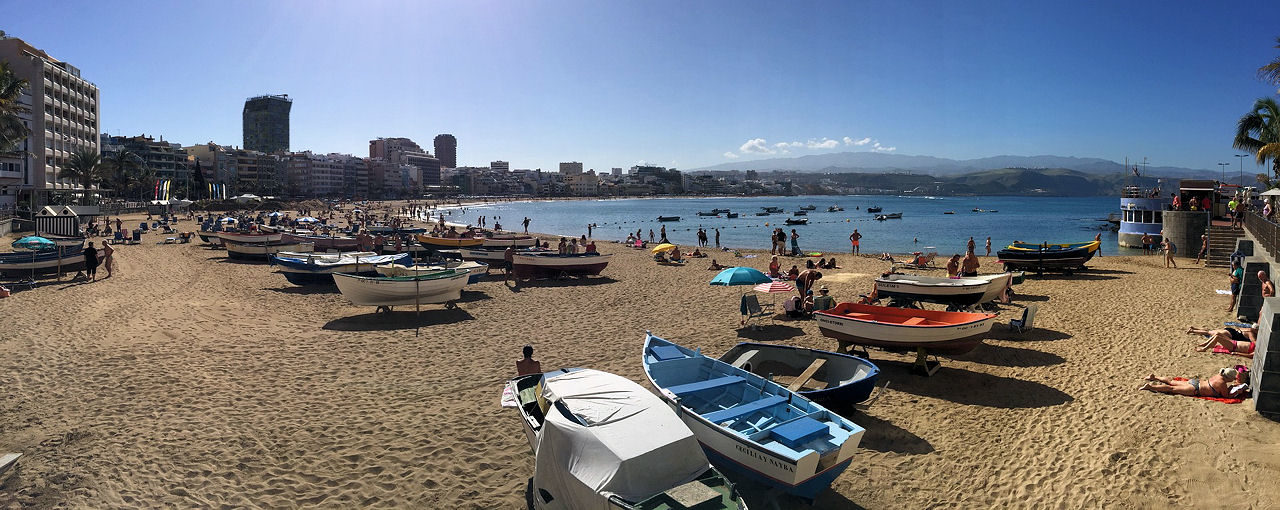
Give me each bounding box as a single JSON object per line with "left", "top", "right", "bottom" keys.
{"left": 718, "top": 343, "right": 880, "bottom": 406}
{"left": 270, "top": 251, "right": 410, "bottom": 285}
{"left": 1006, "top": 240, "right": 1100, "bottom": 257}
{"left": 642, "top": 332, "right": 865, "bottom": 503}
{"left": 0, "top": 245, "right": 86, "bottom": 277}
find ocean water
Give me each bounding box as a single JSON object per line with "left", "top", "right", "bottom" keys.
{"left": 426, "top": 195, "right": 1137, "bottom": 257}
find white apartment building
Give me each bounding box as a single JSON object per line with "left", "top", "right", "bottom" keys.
{"left": 0, "top": 36, "right": 101, "bottom": 209}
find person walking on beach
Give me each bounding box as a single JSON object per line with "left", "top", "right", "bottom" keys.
{"left": 1161, "top": 237, "right": 1177, "bottom": 268}
{"left": 1093, "top": 232, "right": 1102, "bottom": 257}
{"left": 522, "top": 217, "right": 531, "bottom": 233}
{"left": 516, "top": 345, "right": 542, "bottom": 376}
{"left": 790, "top": 229, "right": 800, "bottom": 256}
{"left": 1227, "top": 260, "right": 1244, "bottom": 312}
{"left": 715, "top": 228, "right": 720, "bottom": 248}
{"left": 1194, "top": 234, "right": 1209, "bottom": 264}
{"left": 985, "top": 236, "right": 992, "bottom": 256}
{"left": 649, "top": 229, "right": 654, "bottom": 243}
{"left": 504, "top": 246, "right": 515, "bottom": 283}
{"left": 849, "top": 229, "right": 862, "bottom": 255}
{"left": 659, "top": 225, "right": 669, "bottom": 243}
{"left": 967, "top": 237, "right": 976, "bottom": 254}
{"left": 83, "top": 242, "right": 99, "bottom": 282}
{"left": 1228, "top": 196, "right": 1240, "bottom": 228}
{"left": 101, "top": 240, "right": 114, "bottom": 278}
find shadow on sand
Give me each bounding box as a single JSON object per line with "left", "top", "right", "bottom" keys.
{"left": 514, "top": 276, "right": 618, "bottom": 288}
{"left": 1011, "top": 292, "right": 1050, "bottom": 302}
{"left": 455, "top": 289, "right": 491, "bottom": 303}
{"left": 322, "top": 308, "right": 475, "bottom": 331}
{"left": 264, "top": 285, "right": 336, "bottom": 295}
{"left": 871, "top": 360, "right": 1073, "bottom": 409}
{"left": 837, "top": 411, "right": 934, "bottom": 455}
{"left": 952, "top": 342, "right": 1066, "bottom": 368}
{"left": 986, "top": 325, "right": 1072, "bottom": 342}
{"left": 735, "top": 324, "right": 806, "bottom": 342}
{"left": 738, "top": 481, "right": 867, "bottom": 510}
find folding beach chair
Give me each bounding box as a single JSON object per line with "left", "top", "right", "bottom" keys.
{"left": 1009, "top": 304, "right": 1038, "bottom": 334}
{"left": 113, "top": 231, "right": 124, "bottom": 242}
{"left": 741, "top": 294, "right": 774, "bottom": 328}
{"left": 132, "top": 230, "right": 142, "bottom": 244}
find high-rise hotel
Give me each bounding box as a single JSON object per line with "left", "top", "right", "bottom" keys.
{"left": 243, "top": 94, "right": 291, "bottom": 154}
{"left": 0, "top": 36, "right": 100, "bottom": 209}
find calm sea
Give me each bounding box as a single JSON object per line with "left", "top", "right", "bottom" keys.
{"left": 426, "top": 195, "right": 1138, "bottom": 257}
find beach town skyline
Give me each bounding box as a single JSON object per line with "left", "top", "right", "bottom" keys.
{"left": 4, "top": 0, "right": 1279, "bottom": 175}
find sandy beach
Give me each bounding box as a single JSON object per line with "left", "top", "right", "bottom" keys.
{"left": 3, "top": 211, "right": 1280, "bottom": 509}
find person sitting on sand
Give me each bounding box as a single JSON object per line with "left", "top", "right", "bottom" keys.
{"left": 768, "top": 256, "right": 781, "bottom": 278}
{"left": 946, "top": 254, "right": 962, "bottom": 278}
{"left": 1188, "top": 325, "right": 1256, "bottom": 356}
{"left": 709, "top": 259, "right": 725, "bottom": 271}
{"left": 879, "top": 253, "right": 895, "bottom": 262}
{"left": 1262, "top": 271, "right": 1276, "bottom": 298}
{"left": 812, "top": 286, "right": 835, "bottom": 311}
{"left": 516, "top": 345, "right": 542, "bottom": 376}
{"left": 689, "top": 248, "right": 704, "bottom": 258}
{"left": 670, "top": 249, "right": 683, "bottom": 263}
{"left": 824, "top": 257, "right": 839, "bottom": 269}
{"left": 787, "top": 265, "right": 800, "bottom": 280}
{"left": 1139, "top": 367, "right": 1249, "bottom": 399}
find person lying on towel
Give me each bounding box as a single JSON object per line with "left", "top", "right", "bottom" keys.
{"left": 1186, "top": 325, "right": 1256, "bottom": 356}
{"left": 1138, "top": 367, "right": 1250, "bottom": 399}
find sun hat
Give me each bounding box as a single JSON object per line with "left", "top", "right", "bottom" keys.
{"left": 819, "top": 286, "right": 829, "bottom": 291}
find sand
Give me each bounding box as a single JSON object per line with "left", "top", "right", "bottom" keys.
{"left": 2, "top": 211, "right": 1280, "bottom": 508}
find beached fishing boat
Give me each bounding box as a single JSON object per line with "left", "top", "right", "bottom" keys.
{"left": 226, "top": 241, "right": 314, "bottom": 261}
{"left": 815, "top": 303, "right": 997, "bottom": 355}
{"left": 784, "top": 218, "right": 809, "bottom": 225}
{"left": 503, "top": 368, "right": 748, "bottom": 510}
{"left": 943, "top": 211, "right": 955, "bottom": 215}
{"left": 719, "top": 343, "right": 880, "bottom": 407}
{"left": 642, "top": 333, "right": 865, "bottom": 503}
{"left": 377, "top": 260, "right": 489, "bottom": 283}
{"left": 874, "top": 274, "right": 991, "bottom": 306}
{"left": 1005, "top": 240, "right": 1100, "bottom": 256}
{"left": 281, "top": 232, "right": 362, "bottom": 251}
{"left": 414, "top": 234, "right": 485, "bottom": 248}
{"left": 971, "top": 272, "right": 1014, "bottom": 305}
{"left": 218, "top": 231, "right": 282, "bottom": 244}
{"left": 657, "top": 216, "right": 681, "bottom": 222}
{"left": 512, "top": 252, "right": 612, "bottom": 279}
{"left": 480, "top": 234, "right": 538, "bottom": 248}
{"left": 458, "top": 246, "right": 553, "bottom": 262}
{"left": 332, "top": 269, "right": 469, "bottom": 310}
{"left": 997, "top": 245, "right": 1093, "bottom": 273}
{"left": 198, "top": 231, "right": 223, "bottom": 246}
{"left": 365, "top": 225, "right": 427, "bottom": 235}
{"left": 865, "top": 206, "right": 882, "bottom": 213}
{"left": 271, "top": 251, "right": 409, "bottom": 285}
{"left": 0, "top": 245, "right": 86, "bottom": 277}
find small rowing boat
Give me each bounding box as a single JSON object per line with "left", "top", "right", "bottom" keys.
{"left": 376, "top": 260, "right": 489, "bottom": 283}
{"left": 719, "top": 343, "right": 880, "bottom": 407}
{"left": 414, "top": 234, "right": 485, "bottom": 248}
{"left": 271, "top": 251, "right": 409, "bottom": 285}
{"left": 815, "top": 302, "right": 996, "bottom": 355}
{"left": 784, "top": 218, "right": 809, "bottom": 225}
{"left": 874, "top": 273, "right": 991, "bottom": 306}
{"left": 225, "top": 241, "right": 313, "bottom": 261}
{"left": 332, "top": 269, "right": 469, "bottom": 311}
{"left": 511, "top": 252, "right": 612, "bottom": 279}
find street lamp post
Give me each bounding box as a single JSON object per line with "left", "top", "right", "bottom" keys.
{"left": 1219, "top": 162, "right": 1230, "bottom": 183}
{"left": 1236, "top": 154, "right": 1249, "bottom": 188}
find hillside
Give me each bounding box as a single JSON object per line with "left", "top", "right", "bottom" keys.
{"left": 691, "top": 151, "right": 1214, "bottom": 179}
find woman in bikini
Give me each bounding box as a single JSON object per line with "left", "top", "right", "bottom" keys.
{"left": 1139, "top": 368, "right": 1247, "bottom": 398}
{"left": 1187, "top": 325, "right": 1256, "bottom": 356}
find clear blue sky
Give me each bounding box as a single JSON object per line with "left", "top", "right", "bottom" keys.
{"left": 4, "top": 0, "right": 1278, "bottom": 174}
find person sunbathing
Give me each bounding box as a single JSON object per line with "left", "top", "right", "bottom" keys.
{"left": 1187, "top": 325, "right": 1256, "bottom": 356}
{"left": 708, "top": 259, "right": 725, "bottom": 271}
{"left": 1139, "top": 368, "right": 1248, "bottom": 398}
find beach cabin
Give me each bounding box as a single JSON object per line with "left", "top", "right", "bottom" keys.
{"left": 34, "top": 205, "right": 98, "bottom": 237}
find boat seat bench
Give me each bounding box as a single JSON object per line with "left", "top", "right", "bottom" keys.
{"left": 901, "top": 317, "right": 927, "bottom": 326}
{"left": 771, "top": 417, "right": 829, "bottom": 449}
{"left": 667, "top": 376, "right": 745, "bottom": 396}
{"left": 703, "top": 395, "right": 787, "bottom": 424}
{"left": 650, "top": 345, "right": 688, "bottom": 362}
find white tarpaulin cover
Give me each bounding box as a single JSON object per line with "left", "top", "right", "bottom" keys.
{"left": 532, "top": 369, "right": 709, "bottom": 509}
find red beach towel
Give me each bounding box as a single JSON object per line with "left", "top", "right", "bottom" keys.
{"left": 1172, "top": 377, "right": 1245, "bottom": 404}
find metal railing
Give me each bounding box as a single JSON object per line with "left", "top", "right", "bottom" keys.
{"left": 1245, "top": 211, "right": 1280, "bottom": 259}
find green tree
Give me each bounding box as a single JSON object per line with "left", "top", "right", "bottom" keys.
{"left": 1234, "top": 97, "right": 1280, "bottom": 179}
{"left": 105, "top": 148, "right": 144, "bottom": 200}
{"left": 1259, "top": 36, "right": 1280, "bottom": 87}
{"left": 0, "top": 60, "right": 29, "bottom": 154}
{"left": 63, "top": 149, "right": 104, "bottom": 204}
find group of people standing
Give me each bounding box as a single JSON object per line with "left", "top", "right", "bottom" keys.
{"left": 695, "top": 228, "right": 720, "bottom": 248}
{"left": 769, "top": 228, "right": 800, "bottom": 256}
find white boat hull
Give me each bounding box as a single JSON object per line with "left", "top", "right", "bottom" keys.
{"left": 875, "top": 275, "right": 990, "bottom": 306}
{"left": 225, "top": 242, "right": 314, "bottom": 260}
{"left": 218, "top": 232, "right": 283, "bottom": 244}
{"left": 332, "top": 271, "right": 469, "bottom": 307}
{"left": 815, "top": 311, "right": 995, "bottom": 354}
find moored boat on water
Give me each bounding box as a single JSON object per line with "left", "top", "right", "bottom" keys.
{"left": 719, "top": 343, "right": 880, "bottom": 407}
{"left": 815, "top": 303, "right": 997, "bottom": 355}
{"left": 512, "top": 252, "right": 612, "bottom": 279}
{"left": 642, "top": 333, "right": 864, "bottom": 503}
{"left": 866, "top": 206, "right": 882, "bottom": 213}
{"left": 657, "top": 216, "right": 681, "bottom": 222}
{"left": 799, "top": 205, "right": 817, "bottom": 210}
{"left": 784, "top": 218, "right": 809, "bottom": 225}
{"left": 271, "top": 251, "right": 408, "bottom": 285}
{"left": 827, "top": 205, "right": 844, "bottom": 212}
{"left": 697, "top": 211, "right": 719, "bottom": 216}
{"left": 503, "top": 368, "right": 748, "bottom": 510}
{"left": 332, "top": 269, "right": 469, "bottom": 311}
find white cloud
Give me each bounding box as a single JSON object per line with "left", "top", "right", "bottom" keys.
{"left": 723, "top": 151, "right": 739, "bottom": 159}
{"left": 871, "top": 142, "right": 896, "bottom": 152}
{"left": 844, "top": 137, "right": 872, "bottom": 146}
{"left": 808, "top": 138, "right": 839, "bottom": 149}
{"left": 739, "top": 138, "right": 775, "bottom": 154}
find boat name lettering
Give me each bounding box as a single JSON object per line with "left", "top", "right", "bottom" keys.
{"left": 734, "top": 443, "right": 795, "bottom": 473}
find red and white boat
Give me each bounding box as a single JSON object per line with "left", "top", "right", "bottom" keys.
{"left": 481, "top": 234, "right": 538, "bottom": 248}
{"left": 218, "top": 231, "right": 283, "bottom": 244}
{"left": 511, "top": 252, "right": 612, "bottom": 279}
{"left": 281, "top": 232, "right": 362, "bottom": 251}
{"left": 815, "top": 303, "right": 996, "bottom": 355}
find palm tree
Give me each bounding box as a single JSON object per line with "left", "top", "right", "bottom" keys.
{"left": 105, "top": 148, "right": 144, "bottom": 200}
{"left": 0, "top": 60, "right": 29, "bottom": 154}
{"left": 1259, "top": 36, "right": 1280, "bottom": 87}
{"left": 1234, "top": 97, "right": 1280, "bottom": 178}
{"left": 63, "top": 149, "right": 103, "bottom": 204}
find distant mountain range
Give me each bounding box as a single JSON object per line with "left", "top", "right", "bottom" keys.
{"left": 690, "top": 152, "right": 1216, "bottom": 179}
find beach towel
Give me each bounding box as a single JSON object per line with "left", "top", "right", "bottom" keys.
{"left": 1215, "top": 289, "right": 1232, "bottom": 295}
{"left": 1171, "top": 377, "right": 1245, "bottom": 404}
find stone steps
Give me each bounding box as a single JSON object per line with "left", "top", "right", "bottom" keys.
{"left": 1205, "top": 225, "right": 1246, "bottom": 268}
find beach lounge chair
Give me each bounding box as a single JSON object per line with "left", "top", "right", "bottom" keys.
{"left": 161, "top": 224, "right": 175, "bottom": 234}
{"left": 741, "top": 294, "right": 774, "bottom": 328}
{"left": 1009, "top": 304, "right": 1038, "bottom": 334}
{"left": 131, "top": 230, "right": 142, "bottom": 244}
{"left": 113, "top": 231, "right": 124, "bottom": 242}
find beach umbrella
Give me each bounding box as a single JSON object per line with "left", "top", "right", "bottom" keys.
{"left": 753, "top": 281, "right": 795, "bottom": 294}
{"left": 297, "top": 216, "right": 320, "bottom": 224}
{"left": 1261, "top": 188, "right": 1280, "bottom": 196}
{"left": 12, "top": 236, "right": 55, "bottom": 251}
{"left": 267, "top": 211, "right": 284, "bottom": 217}
{"left": 219, "top": 217, "right": 237, "bottom": 224}
{"left": 710, "top": 267, "right": 771, "bottom": 286}
{"left": 650, "top": 243, "right": 678, "bottom": 254}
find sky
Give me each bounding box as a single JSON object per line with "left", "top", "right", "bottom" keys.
{"left": 4, "top": 0, "right": 1279, "bottom": 174}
